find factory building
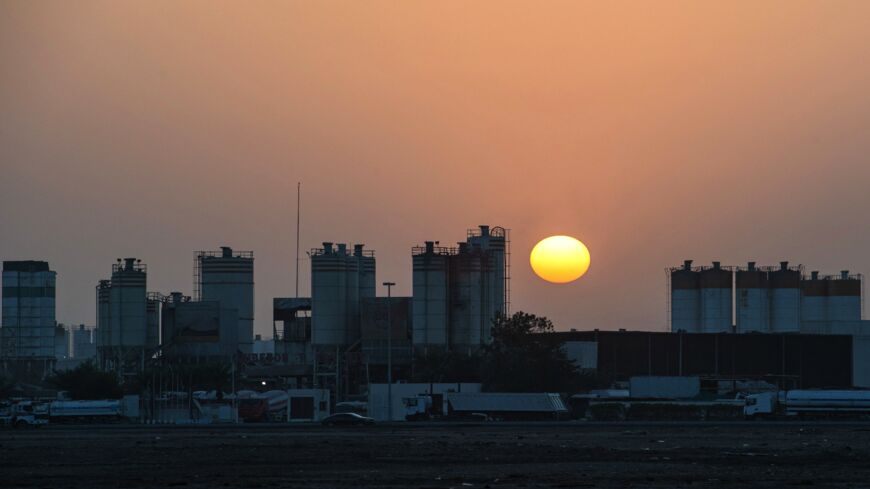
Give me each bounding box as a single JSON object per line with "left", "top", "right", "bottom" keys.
{"left": 670, "top": 261, "right": 864, "bottom": 334}
{"left": 195, "top": 247, "right": 254, "bottom": 353}
{"left": 96, "top": 258, "right": 159, "bottom": 373}
{"left": 412, "top": 225, "right": 509, "bottom": 353}
{"left": 160, "top": 292, "right": 239, "bottom": 360}
{"left": 555, "top": 330, "right": 855, "bottom": 389}
{"left": 71, "top": 324, "right": 96, "bottom": 359}
{"left": 1, "top": 261, "right": 57, "bottom": 377}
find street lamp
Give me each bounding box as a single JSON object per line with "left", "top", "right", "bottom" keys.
{"left": 383, "top": 281, "right": 395, "bottom": 421}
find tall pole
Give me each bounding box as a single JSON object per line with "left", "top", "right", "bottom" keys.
{"left": 295, "top": 182, "right": 301, "bottom": 298}
{"left": 383, "top": 281, "right": 395, "bottom": 421}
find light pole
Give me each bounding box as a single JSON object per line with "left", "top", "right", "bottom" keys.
{"left": 383, "top": 281, "right": 395, "bottom": 421}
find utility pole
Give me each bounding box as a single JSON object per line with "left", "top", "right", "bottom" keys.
{"left": 383, "top": 281, "right": 395, "bottom": 421}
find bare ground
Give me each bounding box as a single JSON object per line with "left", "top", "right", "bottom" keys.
{"left": 2, "top": 422, "right": 870, "bottom": 488}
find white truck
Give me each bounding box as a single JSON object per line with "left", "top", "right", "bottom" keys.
{"left": 0, "top": 401, "right": 49, "bottom": 428}
{"left": 744, "top": 390, "right": 870, "bottom": 418}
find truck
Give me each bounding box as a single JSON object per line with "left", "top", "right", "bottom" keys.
{"left": 744, "top": 390, "right": 870, "bottom": 418}
{"left": 0, "top": 401, "right": 49, "bottom": 428}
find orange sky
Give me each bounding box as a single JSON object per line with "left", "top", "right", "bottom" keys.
{"left": 2, "top": 1, "right": 870, "bottom": 334}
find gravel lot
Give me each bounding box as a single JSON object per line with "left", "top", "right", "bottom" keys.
{"left": 2, "top": 422, "right": 870, "bottom": 488}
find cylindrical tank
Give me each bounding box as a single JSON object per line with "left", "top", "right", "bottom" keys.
{"left": 146, "top": 296, "right": 160, "bottom": 349}
{"left": 109, "top": 258, "right": 147, "bottom": 347}
{"left": 828, "top": 271, "right": 862, "bottom": 321}
{"left": 468, "top": 225, "right": 507, "bottom": 344}
{"left": 412, "top": 242, "right": 450, "bottom": 347}
{"left": 343, "top": 246, "right": 360, "bottom": 345}
{"left": 670, "top": 260, "right": 701, "bottom": 333}
{"left": 199, "top": 247, "right": 254, "bottom": 353}
{"left": 800, "top": 271, "right": 828, "bottom": 323}
{"left": 311, "top": 243, "right": 348, "bottom": 345}
{"left": 769, "top": 261, "right": 801, "bottom": 332}
{"left": 96, "top": 280, "right": 111, "bottom": 348}
{"left": 736, "top": 262, "right": 769, "bottom": 333}
{"left": 451, "top": 244, "right": 484, "bottom": 348}
{"left": 700, "top": 262, "right": 732, "bottom": 333}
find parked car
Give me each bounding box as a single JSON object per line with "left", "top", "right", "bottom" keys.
{"left": 321, "top": 412, "right": 375, "bottom": 426}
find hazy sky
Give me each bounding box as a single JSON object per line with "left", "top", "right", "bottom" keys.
{"left": 2, "top": 1, "right": 870, "bottom": 336}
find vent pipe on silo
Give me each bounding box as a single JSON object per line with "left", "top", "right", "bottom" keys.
{"left": 842, "top": 270, "right": 850, "bottom": 279}
{"left": 712, "top": 261, "right": 721, "bottom": 270}
{"left": 124, "top": 258, "right": 137, "bottom": 270}
{"left": 811, "top": 271, "right": 819, "bottom": 280}
{"left": 747, "top": 261, "right": 756, "bottom": 271}
{"left": 683, "top": 260, "right": 693, "bottom": 270}
{"left": 221, "top": 246, "right": 233, "bottom": 258}
{"left": 322, "top": 242, "right": 333, "bottom": 254}
{"left": 780, "top": 261, "right": 789, "bottom": 271}
{"left": 353, "top": 244, "right": 364, "bottom": 257}
{"left": 337, "top": 243, "right": 347, "bottom": 255}
{"left": 425, "top": 241, "right": 435, "bottom": 254}
{"left": 479, "top": 225, "right": 490, "bottom": 236}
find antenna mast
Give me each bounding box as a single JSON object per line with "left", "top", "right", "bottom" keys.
{"left": 295, "top": 181, "right": 301, "bottom": 298}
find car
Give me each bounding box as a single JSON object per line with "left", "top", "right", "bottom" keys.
{"left": 321, "top": 412, "right": 375, "bottom": 426}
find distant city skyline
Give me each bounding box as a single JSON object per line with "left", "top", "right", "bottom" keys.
{"left": 3, "top": 1, "right": 870, "bottom": 336}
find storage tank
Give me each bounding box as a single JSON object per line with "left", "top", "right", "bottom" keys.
{"left": 145, "top": 294, "right": 161, "bottom": 349}
{"left": 451, "top": 243, "right": 484, "bottom": 348}
{"left": 198, "top": 247, "right": 254, "bottom": 353}
{"left": 311, "top": 243, "right": 349, "bottom": 345}
{"left": 354, "top": 244, "right": 376, "bottom": 302}
{"left": 342, "top": 244, "right": 360, "bottom": 345}
{"left": 466, "top": 225, "right": 507, "bottom": 343}
{"left": 700, "top": 261, "right": 732, "bottom": 333}
{"left": 736, "top": 262, "right": 769, "bottom": 333}
{"left": 412, "top": 242, "right": 450, "bottom": 347}
{"left": 828, "top": 271, "right": 862, "bottom": 321}
{"left": 800, "top": 271, "right": 828, "bottom": 322}
{"left": 670, "top": 260, "right": 700, "bottom": 333}
{"left": 108, "top": 258, "right": 147, "bottom": 347}
{"left": 769, "top": 261, "right": 801, "bottom": 332}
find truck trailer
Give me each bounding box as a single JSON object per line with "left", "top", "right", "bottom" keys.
{"left": 745, "top": 390, "right": 870, "bottom": 418}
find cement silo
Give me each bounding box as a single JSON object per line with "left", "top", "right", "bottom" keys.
{"left": 109, "top": 258, "right": 147, "bottom": 348}
{"left": 412, "top": 242, "right": 450, "bottom": 347}
{"left": 451, "top": 243, "right": 485, "bottom": 348}
{"left": 310, "top": 242, "right": 374, "bottom": 346}
{"left": 827, "top": 271, "right": 862, "bottom": 321}
{"left": 197, "top": 247, "right": 254, "bottom": 353}
{"left": 700, "top": 262, "right": 733, "bottom": 333}
{"left": 146, "top": 293, "right": 161, "bottom": 349}
{"left": 769, "top": 261, "right": 801, "bottom": 332}
{"left": 800, "top": 271, "right": 828, "bottom": 322}
{"left": 95, "top": 280, "right": 111, "bottom": 349}
{"left": 735, "top": 262, "right": 769, "bottom": 333}
{"left": 670, "top": 260, "right": 701, "bottom": 333}
{"left": 466, "top": 225, "right": 508, "bottom": 342}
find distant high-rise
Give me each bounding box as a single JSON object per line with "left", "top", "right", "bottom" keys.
{"left": 1, "top": 261, "right": 56, "bottom": 359}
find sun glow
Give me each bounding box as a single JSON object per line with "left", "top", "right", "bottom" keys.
{"left": 529, "top": 236, "right": 591, "bottom": 284}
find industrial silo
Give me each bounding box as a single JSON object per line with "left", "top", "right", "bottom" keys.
{"left": 354, "top": 244, "right": 376, "bottom": 302}
{"left": 827, "top": 271, "right": 862, "bottom": 321}
{"left": 341, "top": 244, "right": 360, "bottom": 346}
{"left": 735, "top": 262, "right": 769, "bottom": 333}
{"left": 450, "top": 243, "right": 485, "bottom": 349}
{"left": 109, "top": 258, "right": 147, "bottom": 348}
{"left": 311, "top": 243, "right": 349, "bottom": 345}
{"left": 146, "top": 294, "right": 161, "bottom": 349}
{"left": 700, "top": 261, "right": 733, "bottom": 333}
{"left": 670, "top": 260, "right": 701, "bottom": 333}
{"left": 412, "top": 241, "right": 450, "bottom": 348}
{"left": 197, "top": 247, "right": 254, "bottom": 353}
{"left": 96, "top": 280, "right": 111, "bottom": 349}
{"left": 466, "top": 225, "right": 508, "bottom": 342}
{"left": 800, "top": 271, "right": 828, "bottom": 323}
{"left": 769, "top": 261, "right": 801, "bottom": 332}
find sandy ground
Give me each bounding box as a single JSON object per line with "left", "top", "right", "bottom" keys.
{"left": 2, "top": 422, "right": 870, "bottom": 488}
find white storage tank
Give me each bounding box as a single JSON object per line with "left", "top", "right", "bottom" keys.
{"left": 670, "top": 260, "right": 701, "bottom": 333}
{"left": 108, "top": 258, "right": 147, "bottom": 348}
{"left": 412, "top": 242, "right": 450, "bottom": 347}
{"left": 769, "top": 261, "right": 801, "bottom": 332}
{"left": 466, "top": 225, "right": 507, "bottom": 343}
{"left": 735, "top": 262, "right": 769, "bottom": 333}
{"left": 828, "top": 271, "right": 862, "bottom": 321}
{"left": 700, "top": 262, "right": 732, "bottom": 333}
{"left": 800, "top": 271, "right": 828, "bottom": 322}
{"left": 198, "top": 247, "right": 254, "bottom": 353}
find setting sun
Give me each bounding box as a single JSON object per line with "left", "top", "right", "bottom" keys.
{"left": 530, "top": 236, "right": 591, "bottom": 283}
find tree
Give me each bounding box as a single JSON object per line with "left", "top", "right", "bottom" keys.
{"left": 480, "top": 311, "right": 590, "bottom": 393}
{"left": 48, "top": 361, "right": 123, "bottom": 400}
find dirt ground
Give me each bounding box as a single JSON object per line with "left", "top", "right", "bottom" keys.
{"left": 2, "top": 422, "right": 870, "bottom": 488}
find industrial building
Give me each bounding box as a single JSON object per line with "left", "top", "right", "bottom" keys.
{"left": 160, "top": 292, "right": 239, "bottom": 361}
{"left": 96, "top": 258, "right": 159, "bottom": 374}
{"left": 195, "top": 247, "right": 254, "bottom": 353}
{"left": 71, "top": 324, "right": 96, "bottom": 359}
{"left": 1, "top": 261, "right": 57, "bottom": 378}
{"left": 669, "top": 260, "right": 865, "bottom": 334}
{"left": 310, "top": 243, "right": 375, "bottom": 347}
{"left": 555, "top": 330, "right": 857, "bottom": 389}
{"left": 412, "top": 225, "right": 509, "bottom": 353}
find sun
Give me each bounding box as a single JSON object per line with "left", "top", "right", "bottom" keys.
{"left": 530, "top": 235, "right": 591, "bottom": 283}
